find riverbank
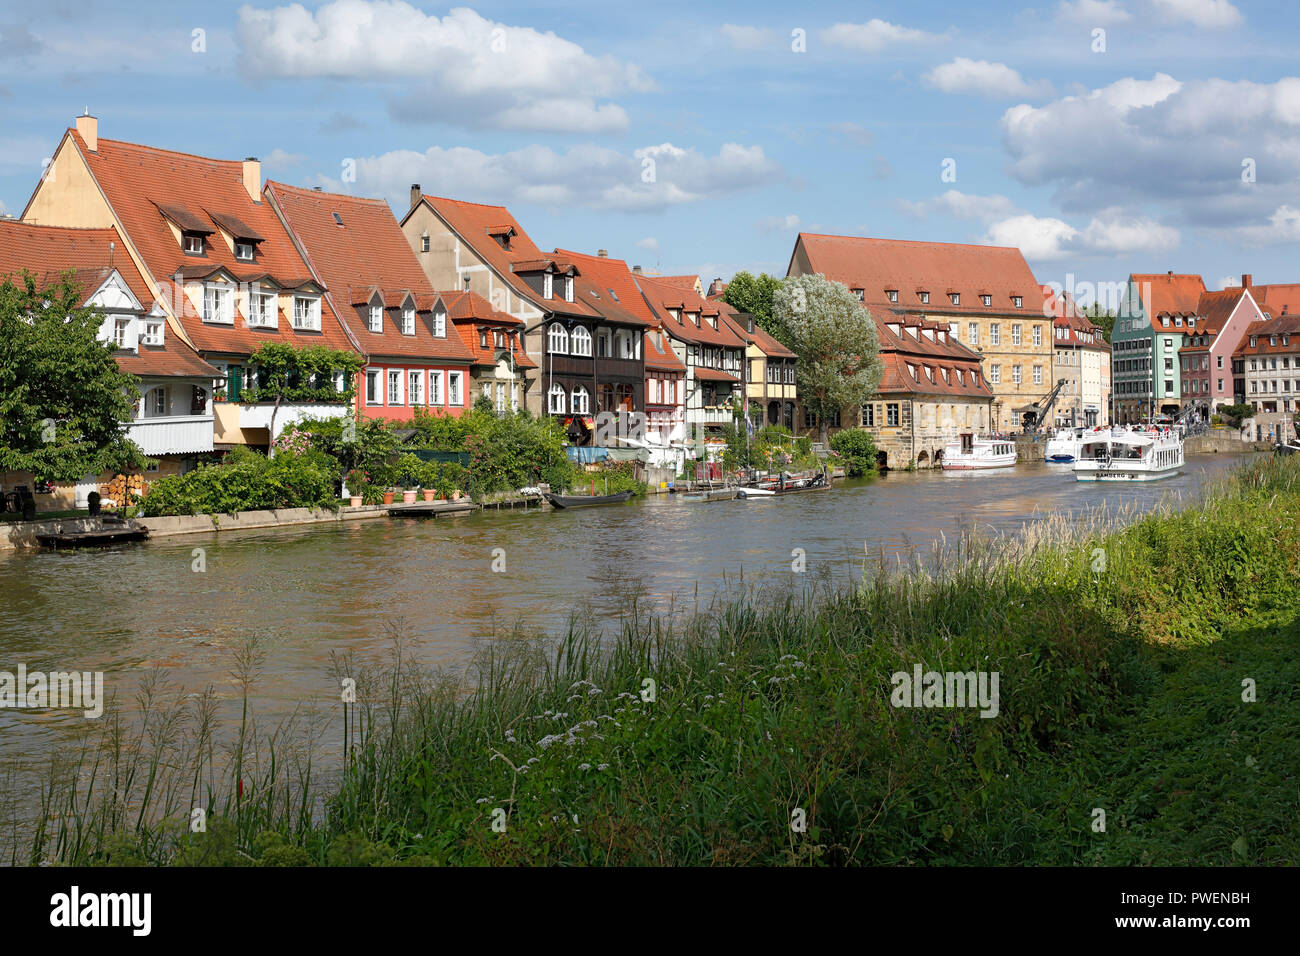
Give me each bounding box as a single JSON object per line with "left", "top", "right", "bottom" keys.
{"left": 12, "top": 454, "right": 1297, "bottom": 866}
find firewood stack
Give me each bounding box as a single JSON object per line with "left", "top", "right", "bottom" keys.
{"left": 99, "top": 473, "right": 145, "bottom": 509}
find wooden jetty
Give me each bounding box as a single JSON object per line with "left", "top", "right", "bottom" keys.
{"left": 386, "top": 500, "right": 477, "bottom": 518}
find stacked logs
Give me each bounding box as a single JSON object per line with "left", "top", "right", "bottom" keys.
{"left": 99, "top": 473, "right": 146, "bottom": 508}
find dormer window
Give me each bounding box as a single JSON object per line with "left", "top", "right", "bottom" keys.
{"left": 368, "top": 305, "right": 383, "bottom": 332}
{"left": 112, "top": 317, "right": 130, "bottom": 347}
{"left": 142, "top": 320, "right": 164, "bottom": 346}
{"left": 1250, "top": 336, "right": 1257, "bottom": 348}
{"left": 1271, "top": 335, "right": 1278, "bottom": 346}
{"left": 1284, "top": 335, "right": 1291, "bottom": 346}
{"left": 1161, "top": 316, "right": 1170, "bottom": 327}
{"left": 433, "top": 311, "right": 446, "bottom": 337}
{"left": 981, "top": 294, "right": 991, "bottom": 307}
{"left": 402, "top": 307, "right": 415, "bottom": 336}
{"left": 564, "top": 275, "right": 574, "bottom": 303}
{"left": 886, "top": 290, "right": 898, "bottom": 303}
{"left": 949, "top": 293, "right": 960, "bottom": 306}
{"left": 544, "top": 272, "right": 554, "bottom": 299}
{"left": 1012, "top": 296, "right": 1023, "bottom": 308}
{"left": 235, "top": 241, "right": 255, "bottom": 262}
{"left": 851, "top": 288, "right": 865, "bottom": 301}
{"left": 918, "top": 291, "right": 930, "bottom": 304}
{"left": 248, "top": 288, "right": 276, "bottom": 328}
{"left": 183, "top": 233, "right": 205, "bottom": 255}
{"left": 479, "top": 329, "right": 488, "bottom": 349}
{"left": 203, "top": 283, "right": 234, "bottom": 324}
{"left": 1173, "top": 316, "right": 1182, "bottom": 326}
{"left": 292, "top": 295, "right": 321, "bottom": 331}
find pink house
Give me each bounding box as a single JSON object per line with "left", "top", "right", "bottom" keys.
{"left": 1180, "top": 275, "right": 1267, "bottom": 416}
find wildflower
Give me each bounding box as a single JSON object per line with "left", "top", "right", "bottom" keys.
{"left": 578, "top": 763, "right": 591, "bottom": 771}
{"left": 597, "top": 764, "right": 609, "bottom": 771}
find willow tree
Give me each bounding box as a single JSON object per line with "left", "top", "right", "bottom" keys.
{"left": 0, "top": 271, "right": 143, "bottom": 481}
{"left": 773, "top": 274, "right": 882, "bottom": 446}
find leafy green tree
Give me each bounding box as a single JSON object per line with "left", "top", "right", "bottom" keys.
{"left": 722, "top": 271, "right": 783, "bottom": 339}
{"left": 773, "top": 274, "right": 883, "bottom": 445}
{"left": 1084, "top": 303, "right": 1116, "bottom": 343}
{"left": 829, "top": 428, "right": 878, "bottom": 476}
{"left": 0, "top": 271, "right": 144, "bottom": 481}
{"left": 243, "top": 341, "right": 363, "bottom": 452}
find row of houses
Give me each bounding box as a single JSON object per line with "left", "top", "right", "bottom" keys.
{"left": 1111, "top": 272, "right": 1300, "bottom": 440}
{"left": 3, "top": 113, "right": 1126, "bottom": 501}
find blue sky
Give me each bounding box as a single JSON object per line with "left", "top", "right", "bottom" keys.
{"left": 1, "top": 0, "right": 1297, "bottom": 306}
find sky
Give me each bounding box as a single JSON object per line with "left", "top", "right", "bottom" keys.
{"left": 1, "top": 0, "right": 1297, "bottom": 307}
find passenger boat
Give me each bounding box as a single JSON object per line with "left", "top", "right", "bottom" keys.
{"left": 1074, "top": 427, "right": 1184, "bottom": 482}
{"left": 941, "top": 435, "right": 1017, "bottom": 470}
{"left": 543, "top": 491, "right": 635, "bottom": 509}
{"left": 1045, "top": 427, "right": 1088, "bottom": 463}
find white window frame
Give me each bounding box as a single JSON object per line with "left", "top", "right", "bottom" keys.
{"left": 1033, "top": 365, "right": 1042, "bottom": 385}
{"left": 402, "top": 307, "right": 415, "bottom": 336}
{"left": 142, "top": 320, "right": 164, "bottom": 346}
{"left": 548, "top": 322, "right": 569, "bottom": 354}
{"left": 548, "top": 383, "right": 566, "bottom": 414}
{"left": 113, "top": 317, "right": 130, "bottom": 347}
{"left": 387, "top": 368, "right": 403, "bottom": 406}
{"left": 293, "top": 296, "right": 321, "bottom": 331}
{"left": 571, "top": 385, "right": 590, "bottom": 414}
{"left": 235, "top": 241, "right": 255, "bottom": 262}
{"left": 433, "top": 311, "right": 446, "bottom": 338}
{"left": 448, "top": 371, "right": 461, "bottom": 406}
{"left": 1012, "top": 364, "right": 1022, "bottom": 384}
{"left": 430, "top": 370, "right": 444, "bottom": 405}
{"left": 203, "top": 283, "right": 235, "bottom": 324}
{"left": 1012, "top": 325, "right": 1022, "bottom": 346}
{"left": 1032, "top": 325, "right": 1042, "bottom": 347}
{"left": 564, "top": 275, "right": 574, "bottom": 302}
{"left": 365, "top": 369, "right": 381, "bottom": 405}
{"left": 183, "top": 234, "right": 204, "bottom": 255}
{"left": 368, "top": 304, "right": 383, "bottom": 333}
{"left": 544, "top": 272, "right": 554, "bottom": 300}
{"left": 990, "top": 324, "right": 1000, "bottom": 346}
{"left": 408, "top": 369, "right": 424, "bottom": 405}
{"left": 571, "top": 325, "right": 592, "bottom": 357}
{"left": 248, "top": 289, "right": 276, "bottom": 328}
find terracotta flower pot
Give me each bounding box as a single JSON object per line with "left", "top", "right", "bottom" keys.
{"left": 422, "top": 488, "right": 436, "bottom": 502}
{"left": 382, "top": 490, "right": 395, "bottom": 505}
{"left": 349, "top": 495, "right": 363, "bottom": 508}
{"left": 402, "top": 489, "right": 418, "bottom": 503}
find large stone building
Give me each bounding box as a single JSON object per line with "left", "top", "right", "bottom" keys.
{"left": 1045, "top": 287, "right": 1110, "bottom": 427}
{"left": 785, "top": 233, "right": 996, "bottom": 468}
{"left": 787, "top": 232, "right": 1046, "bottom": 437}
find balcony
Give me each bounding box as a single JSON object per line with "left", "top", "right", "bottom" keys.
{"left": 689, "top": 405, "right": 735, "bottom": 425}
{"left": 237, "top": 402, "right": 348, "bottom": 439}
{"left": 127, "top": 415, "right": 215, "bottom": 456}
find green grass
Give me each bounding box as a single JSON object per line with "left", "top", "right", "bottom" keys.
{"left": 6, "top": 456, "right": 1299, "bottom": 866}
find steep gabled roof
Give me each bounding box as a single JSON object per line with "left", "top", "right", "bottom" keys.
{"left": 635, "top": 273, "right": 747, "bottom": 348}
{"left": 553, "top": 249, "right": 656, "bottom": 328}
{"left": 267, "top": 181, "right": 472, "bottom": 365}
{"left": 1234, "top": 314, "right": 1300, "bottom": 357}
{"left": 1129, "top": 273, "right": 1207, "bottom": 319}
{"left": 713, "top": 299, "right": 798, "bottom": 359}
{"left": 412, "top": 194, "right": 599, "bottom": 319}
{"left": 433, "top": 288, "right": 536, "bottom": 369}
{"left": 794, "top": 233, "right": 1041, "bottom": 318}
{"left": 63, "top": 131, "right": 354, "bottom": 356}
{"left": 0, "top": 219, "right": 218, "bottom": 379}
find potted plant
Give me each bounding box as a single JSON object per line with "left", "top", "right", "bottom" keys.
{"left": 395, "top": 453, "right": 423, "bottom": 503}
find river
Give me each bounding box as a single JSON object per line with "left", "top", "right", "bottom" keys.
{"left": 0, "top": 454, "right": 1251, "bottom": 801}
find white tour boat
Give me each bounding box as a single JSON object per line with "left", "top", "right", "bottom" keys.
{"left": 1074, "top": 426, "right": 1184, "bottom": 482}
{"left": 941, "top": 434, "right": 1017, "bottom": 470}
{"left": 1045, "top": 427, "right": 1088, "bottom": 463}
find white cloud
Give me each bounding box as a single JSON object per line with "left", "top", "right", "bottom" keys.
{"left": 898, "top": 189, "right": 1019, "bottom": 222}
{"left": 828, "top": 121, "right": 873, "bottom": 147}
{"left": 1057, "top": 0, "right": 1131, "bottom": 25}
{"left": 1217, "top": 276, "right": 1241, "bottom": 289}
{"left": 264, "top": 148, "right": 306, "bottom": 167}
{"left": 333, "top": 141, "right": 783, "bottom": 214}
{"left": 822, "top": 19, "right": 944, "bottom": 53}
{"left": 1237, "top": 205, "right": 1300, "bottom": 244}
{"left": 998, "top": 74, "right": 1300, "bottom": 225}
{"left": 984, "top": 209, "right": 1179, "bottom": 261}
{"left": 635, "top": 237, "right": 660, "bottom": 253}
{"left": 720, "top": 24, "right": 772, "bottom": 50}
{"left": 922, "top": 58, "right": 1053, "bottom": 100}
{"left": 756, "top": 214, "right": 801, "bottom": 233}
{"left": 1149, "top": 0, "right": 1243, "bottom": 29}
{"left": 236, "top": 2, "right": 652, "bottom": 133}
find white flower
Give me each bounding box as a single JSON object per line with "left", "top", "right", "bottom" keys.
{"left": 579, "top": 763, "right": 592, "bottom": 771}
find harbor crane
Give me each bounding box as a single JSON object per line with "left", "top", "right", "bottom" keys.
{"left": 1017, "top": 379, "right": 1068, "bottom": 434}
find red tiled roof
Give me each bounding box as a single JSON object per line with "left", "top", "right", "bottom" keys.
{"left": 1130, "top": 273, "right": 1207, "bottom": 318}
{"left": 872, "top": 318, "right": 993, "bottom": 398}
{"left": 67, "top": 132, "right": 355, "bottom": 357}
{"left": 413, "top": 195, "right": 599, "bottom": 319}
{"left": 636, "top": 274, "right": 748, "bottom": 348}
{"left": 0, "top": 219, "right": 217, "bottom": 379}
{"left": 1043, "top": 286, "right": 1109, "bottom": 351}
{"left": 267, "top": 181, "right": 472, "bottom": 365}
{"left": 1253, "top": 283, "right": 1300, "bottom": 318}
{"left": 657, "top": 274, "right": 702, "bottom": 293}
{"left": 713, "top": 299, "right": 798, "bottom": 359}
{"left": 794, "top": 233, "right": 1041, "bottom": 318}
{"left": 1232, "top": 314, "right": 1300, "bottom": 357}
{"left": 692, "top": 366, "right": 740, "bottom": 383}
{"left": 553, "top": 249, "right": 655, "bottom": 328}
{"left": 644, "top": 327, "right": 685, "bottom": 373}
{"left": 434, "top": 288, "right": 535, "bottom": 369}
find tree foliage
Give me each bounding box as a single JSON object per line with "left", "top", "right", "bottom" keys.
{"left": 0, "top": 271, "right": 144, "bottom": 481}
{"left": 722, "top": 271, "right": 783, "bottom": 340}
{"left": 829, "top": 428, "right": 879, "bottom": 476}
{"left": 1083, "top": 303, "right": 1116, "bottom": 343}
{"left": 773, "top": 274, "right": 883, "bottom": 444}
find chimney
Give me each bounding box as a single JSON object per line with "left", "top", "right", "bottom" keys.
{"left": 1167, "top": 270, "right": 1173, "bottom": 275}
{"left": 1242, "top": 273, "right": 1253, "bottom": 288}
{"left": 632, "top": 265, "right": 642, "bottom": 274}
{"left": 463, "top": 275, "right": 471, "bottom": 291}
{"left": 597, "top": 249, "right": 608, "bottom": 258}
{"left": 410, "top": 184, "right": 421, "bottom": 210}
{"left": 75, "top": 110, "right": 98, "bottom": 152}
{"left": 242, "top": 157, "right": 261, "bottom": 203}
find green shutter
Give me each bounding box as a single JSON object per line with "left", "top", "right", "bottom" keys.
{"left": 227, "top": 365, "right": 241, "bottom": 401}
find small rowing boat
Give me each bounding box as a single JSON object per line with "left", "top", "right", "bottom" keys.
{"left": 543, "top": 491, "right": 635, "bottom": 509}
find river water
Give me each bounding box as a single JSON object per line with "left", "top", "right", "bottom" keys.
{"left": 0, "top": 454, "right": 1250, "bottom": 789}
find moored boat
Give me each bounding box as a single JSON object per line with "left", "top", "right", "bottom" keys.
{"left": 543, "top": 491, "right": 636, "bottom": 509}
{"left": 941, "top": 435, "right": 1017, "bottom": 470}
{"left": 1074, "top": 426, "right": 1183, "bottom": 482}
{"left": 1045, "top": 427, "right": 1088, "bottom": 463}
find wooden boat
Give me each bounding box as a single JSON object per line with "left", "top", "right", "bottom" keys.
{"left": 543, "top": 491, "right": 635, "bottom": 509}
{"left": 36, "top": 516, "right": 149, "bottom": 548}
{"left": 739, "top": 470, "right": 830, "bottom": 496}
{"left": 680, "top": 487, "right": 736, "bottom": 502}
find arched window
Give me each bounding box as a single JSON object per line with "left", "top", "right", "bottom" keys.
{"left": 570, "top": 325, "right": 592, "bottom": 356}
{"left": 572, "top": 385, "right": 590, "bottom": 414}
{"left": 548, "top": 383, "right": 567, "bottom": 414}
{"left": 547, "top": 322, "right": 569, "bottom": 355}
